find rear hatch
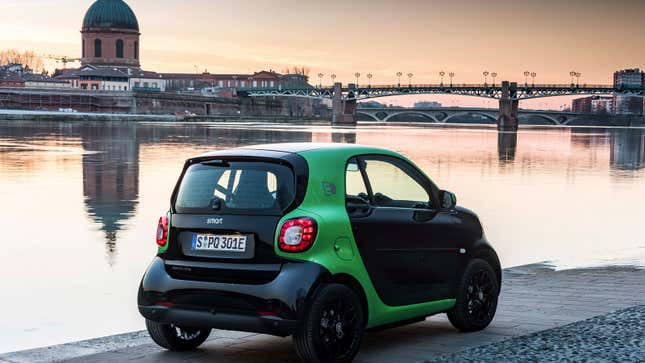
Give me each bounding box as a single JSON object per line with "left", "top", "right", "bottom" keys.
{"left": 161, "top": 155, "right": 304, "bottom": 284}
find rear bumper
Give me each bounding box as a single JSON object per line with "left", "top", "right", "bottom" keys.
{"left": 139, "top": 305, "right": 297, "bottom": 337}
{"left": 137, "top": 257, "right": 327, "bottom": 337}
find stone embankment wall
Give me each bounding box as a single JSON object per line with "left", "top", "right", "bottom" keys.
{"left": 0, "top": 88, "right": 318, "bottom": 117}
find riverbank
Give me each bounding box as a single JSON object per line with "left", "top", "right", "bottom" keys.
{"left": 2, "top": 263, "right": 643, "bottom": 363}
{"left": 4, "top": 109, "right": 645, "bottom": 128}
{"left": 0, "top": 109, "right": 328, "bottom": 124}
{"left": 427, "top": 304, "right": 645, "bottom": 362}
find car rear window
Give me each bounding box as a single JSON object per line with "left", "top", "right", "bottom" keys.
{"left": 174, "top": 161, "right": 295, "bottom": 215}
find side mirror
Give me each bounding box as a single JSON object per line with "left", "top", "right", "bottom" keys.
{"left": 439, "top": 190, "right": 457, "bottom": 209}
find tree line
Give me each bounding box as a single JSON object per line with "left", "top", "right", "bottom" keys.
{"left": 0, "top": 50, "right": 45, "bottom": 73}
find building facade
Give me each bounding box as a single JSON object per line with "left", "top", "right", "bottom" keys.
{"left": 612, "top": 69, "right": 644, "bottom": 115}
{"left": 614, "top": 95, "right": 643, "bottom": 115}
{"left": 81, "top": 0, "right": 141, "bottom": 68}
{"left": 613, "top": 69, "right": 643, "bottom": 89}
{"left": 591, "top": 96, "right": 613, "bottom": 114}
{"left": 0, "top": 69, "right": 25, "bottom": 88}
{"left": 162, "top": 71, "right": 283, "bottom": 92}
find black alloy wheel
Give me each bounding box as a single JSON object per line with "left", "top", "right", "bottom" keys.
{"left": 294, "top": 283, "right": 364, "bottom": 363}
{"left": 145, "top": 319, "right": 211, "bottom": 351}
{"left": 448, "top": 259, "right": 499, "bottom": 332}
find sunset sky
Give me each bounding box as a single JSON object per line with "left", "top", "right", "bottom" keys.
{"left": 1, "top": 0, "right": 644, "bottom": 104}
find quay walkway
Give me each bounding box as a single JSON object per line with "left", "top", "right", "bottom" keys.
{"left": 1, "top": 264, "right": 644, "bottom": 363}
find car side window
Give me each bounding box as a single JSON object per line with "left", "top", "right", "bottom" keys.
{"left": 345, "top": 158, "right": 369, "bottom": 202}
{"left": 362, "top": 157, "right": 432, "bottom": 208}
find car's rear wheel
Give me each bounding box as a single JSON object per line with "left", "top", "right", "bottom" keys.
{"left": 145, "top": 319, "right": 210, "bottom": 351}
{"left": 294, "top": 283, "right": 364, "bottom": 363}
{"left": 448, "top": 258, "right": 499, "bottom": 332}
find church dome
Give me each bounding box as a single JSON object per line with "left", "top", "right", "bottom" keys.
{"left": 82, "top": 0, "right": 139, "bottom": 31}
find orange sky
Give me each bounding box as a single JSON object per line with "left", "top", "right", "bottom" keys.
{"left": 1, "top": 0, "right": 644, "bottom": 87}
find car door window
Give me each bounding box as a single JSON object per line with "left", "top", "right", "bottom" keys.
{"left": 362, "top": 157, "right": 432, "bottom": 208}
{"left": 345, "top": 158, "right": 369, "bottom": 202}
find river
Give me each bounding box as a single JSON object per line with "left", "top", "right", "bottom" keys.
{"left": 0, "top": 120, "right": 644, "bottom": 353}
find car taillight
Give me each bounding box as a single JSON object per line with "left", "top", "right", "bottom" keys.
{"left": 156, "top": 216, "right": 168, "bottom": 247}
{"left": 278, "top": 217, "right": 317, "bottom": 252}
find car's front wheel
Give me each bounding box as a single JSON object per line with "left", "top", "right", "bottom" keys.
{"left": 294, "top": 283, "right": 364, "bottom": 363}
{"left": 145, "top": 319, "right": 210, "bottom": 351}
{"left": 448, "top": 258, "right": 499, "bottom": 332}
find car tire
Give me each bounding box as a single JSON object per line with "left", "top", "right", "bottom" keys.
{"left": 447, "top": 258, "right": 500, "bottom": 332}
{"left": 294, "top": 283, "right": 364, "bottom": 363}
{"left": 145, "top": 319, "right": 210, "bottom": 351}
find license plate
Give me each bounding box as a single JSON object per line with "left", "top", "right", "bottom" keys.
{"left": 191, "top": 234, "right": 247, "bottom": 253}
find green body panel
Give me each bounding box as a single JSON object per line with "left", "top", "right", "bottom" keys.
{"left": 274, "top": 145, "right": 455, "bottom": 328}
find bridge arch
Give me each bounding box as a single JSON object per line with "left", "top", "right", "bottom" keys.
{"left": 443, "top": 112, "right": 498, "bottom": 124}
{"left": 382, "top": 111, "right": 440, "bottom": 123}
{"left": 356, "top": 112, "right": 380, "bottom": 122}
{"left": 519, "top": 114, "right": 561, "bottom": 125}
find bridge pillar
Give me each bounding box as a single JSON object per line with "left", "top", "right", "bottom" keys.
{"left": 498, "top": 81, "right": 519, "bottom": 131}
{"left": 332, "top": 83, "right": 357, "bottom": 125}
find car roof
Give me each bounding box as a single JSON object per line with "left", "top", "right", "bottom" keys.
{"left": 197, "top": 143, "right": 392, "bottom": 158}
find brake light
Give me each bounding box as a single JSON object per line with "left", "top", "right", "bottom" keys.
{"left": 156, "top": 216, "right": 169, "bottom": 247}
{"left": 278, "top": 217, "right": 317, "bottom": 252}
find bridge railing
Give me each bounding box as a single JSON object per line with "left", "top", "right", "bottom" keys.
{"left": 358, "top": 83, "right": 617, "bottom": 90}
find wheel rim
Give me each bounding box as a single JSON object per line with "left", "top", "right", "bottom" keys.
{"left": 318, "top": 297, "right": 360, "bottom": 360}
{"left": 465, "top": 269, "right": 496, "bottom": 324}
{"left": 171, "top": 325, "right": 202, "bottom": 341}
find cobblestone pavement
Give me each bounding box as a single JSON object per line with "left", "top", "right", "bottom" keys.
{"left": 426, "top": 305, "right": 645, "bottom": 363}
{"left": 2, "top": 264, "right": 644, "bottom": 363}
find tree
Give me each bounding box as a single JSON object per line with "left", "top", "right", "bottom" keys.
{"left": 281, "top": 66, "right": 310, "bottom": 76}
{"left": 0, "top": 49, "right": 45, "bottom": 73}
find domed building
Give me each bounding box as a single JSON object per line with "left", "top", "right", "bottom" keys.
{"left": 81, "top": 0, "right": 141, "bottom": 68}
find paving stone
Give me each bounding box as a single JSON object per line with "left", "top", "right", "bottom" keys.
{"left": 1, "top": 264, "right": 643, "bottom": 363}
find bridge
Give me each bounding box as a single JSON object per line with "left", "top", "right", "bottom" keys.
{"left": 239, "top": 81, "right": 645, "bottom": 130}
{"left": 357, "top": 107, "right": 586, "bottom": 125}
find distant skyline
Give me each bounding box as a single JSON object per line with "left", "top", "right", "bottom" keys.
{"left": 1, "top": 0, "right": 644, "bottom": 108}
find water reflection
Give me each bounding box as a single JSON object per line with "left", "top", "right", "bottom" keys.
{"left": 497, "top": 131, "right": 517, "bottom": 163}
{"left": 610, "top": 129, "right": 645, "bottom": 172}
{"left": 332, "top": 128, "right": 357, "bottom": 144}
{"left": 81, "top": 124, "right": 312, "bottom": 264}
{"left": 1, "top": 121, "right": 645, "bottom": 353}
{"left": 81, "top": 125, "right": 139, "bottom": 265}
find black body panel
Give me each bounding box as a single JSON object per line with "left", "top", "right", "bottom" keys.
{"left": 138, "top": 257, "right": 327, "bottom": 337}
{"left": 350, "top": 207, "right": 468, "bottom": 306}
{"left": 346, "top": 154, "right": 493, "bottom": 307}
{"left": 163, "top": 214, "right": 282, "bottom": 265}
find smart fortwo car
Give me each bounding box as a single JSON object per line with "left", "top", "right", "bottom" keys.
{"left": 138, "top": 143, "right": 501, "bottom": 363}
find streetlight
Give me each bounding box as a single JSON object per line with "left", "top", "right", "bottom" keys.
{"left": 570, "top": 71, "right": 576, "bottom": 86}
{"left": 523, "top": 71, "right": 530, "bottom": 87}
{"left": 449, "top": 72, "right": 455, "bottom": 87}
{"left": 317, "top": 73, "right": 324, "bottom": 88}
{"left": 531, "top": 72, "right": 537, "bottom": 87}
{"left": 483, "top": 71, "right": 490, "bottom": 86}
{"left": 330, "top": 74, "right": 337, "bottom": 85}
{"left": 491, "top": 72, "right": 498, "bottom": 87}
{"left": 354, "top": 72, "right": 361, "bottom": 87}
{"left": 396, "top": 72, "right": 403, "bottom": 87}
{"left": 367, "top": 73, "right": 373, "bottom": 88}
{"left": 407, "top": 73, "right": 414, "bottom": 87}
{"left": 439, "top": 71, "right": 446, "bottom": 86}
{"left": 575, "top": 72, "right": 582, "bottom": 87}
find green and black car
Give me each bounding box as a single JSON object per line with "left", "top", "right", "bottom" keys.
{"left": 138, "top": 143, "right": 501, "bottom": 363}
